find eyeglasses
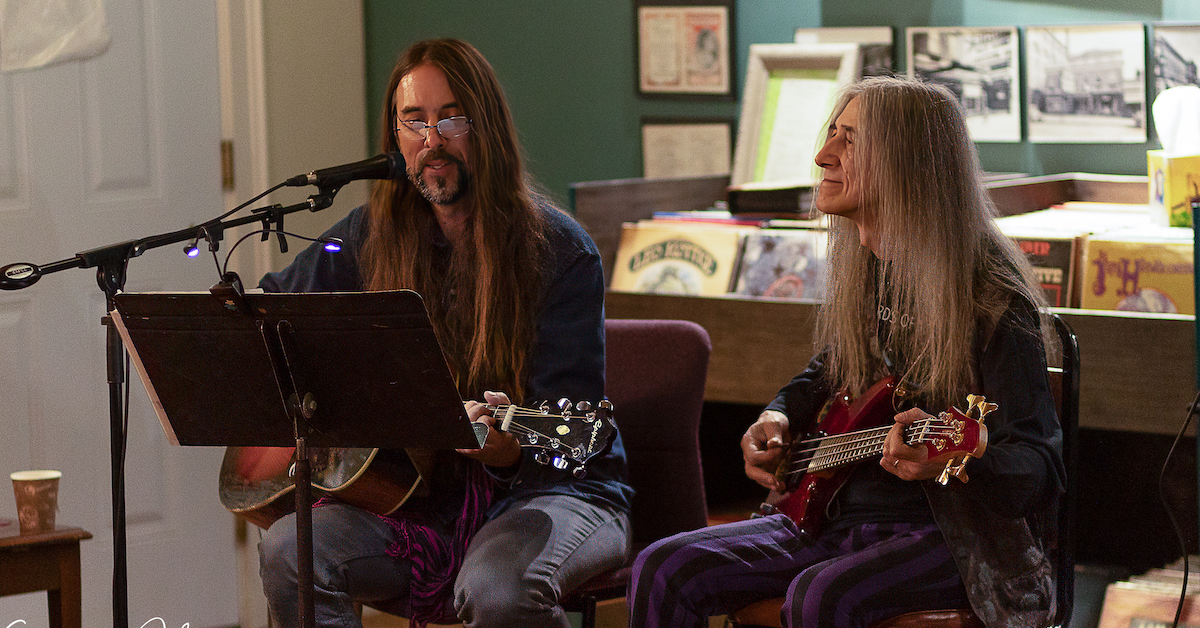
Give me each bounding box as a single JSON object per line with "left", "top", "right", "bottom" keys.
{"left": 395, "top": 116, "right": 472, "bottom": 139}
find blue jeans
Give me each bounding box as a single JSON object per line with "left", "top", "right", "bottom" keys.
{"left": 260, "top": 495, "right": 630, "bottom": 628}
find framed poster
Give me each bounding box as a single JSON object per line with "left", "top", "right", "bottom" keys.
{"left": 795, "top": 26, "right": 894, "bottom": 78}
{"left": 1151, "top": 23, "right": 1200, "bottom": 99}
{"left": 907, "top": 26, "right": 1021, "bottom": 142}
{"left": 636, "top": 0, "right": 734, "bottom": 97}
{"left": 730, "top": 42, "right": 860, "bottom": 188}
{"left": 1150, "top": 23, "right": 1200, "bottom": 151}
{"left": 1025, "top": 23, "right": 1148, "bottom": 143}
{"left": 641, "top": 117, "right": 733, "bottom": 179}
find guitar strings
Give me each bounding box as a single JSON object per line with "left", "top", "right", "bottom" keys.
{"left": 484, "top": 405, "right": 594, "bottom": 449}
{"left": 779, "top": 419, "right": 967, "bottom": 479}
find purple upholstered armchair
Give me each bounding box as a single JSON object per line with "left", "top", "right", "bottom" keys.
{"left": 561, "top": 318, "right": 712, "bottom": 628}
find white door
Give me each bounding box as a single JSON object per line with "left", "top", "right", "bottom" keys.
{"left": 0, "top": 1, "right": 238, "bottom": 626}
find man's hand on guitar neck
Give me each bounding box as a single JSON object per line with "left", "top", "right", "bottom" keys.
{"left": 742, "top": 410, "right": 790, "bottom": 491}
{"left": 881, "top": 407, "right": 940, "bottom": 481}
{"left": 458, "top": 390, "right": 523, "bottom": 469}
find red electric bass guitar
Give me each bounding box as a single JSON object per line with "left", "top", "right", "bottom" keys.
{"left": 758, "top": 376, "right": 994, "bottom": 537}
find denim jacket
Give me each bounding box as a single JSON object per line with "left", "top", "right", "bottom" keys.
{"left": 259, "top": 202, "right": 634, "bottom": 519}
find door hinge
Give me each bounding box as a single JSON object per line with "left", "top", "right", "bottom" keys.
{"left": 220, "top": 139, "right": 235, "bottom": 191}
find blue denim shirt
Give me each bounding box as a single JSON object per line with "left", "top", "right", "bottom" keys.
{"left": 259, "top": 203, "right": 634, "bottom": 518}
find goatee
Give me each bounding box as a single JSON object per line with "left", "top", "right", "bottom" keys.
{"left": 409, "top": 150, "right": 470, "bottom": 206}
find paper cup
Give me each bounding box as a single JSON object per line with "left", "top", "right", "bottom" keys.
{"left": 11, "top": 470, "right": 61, "bottom": 535}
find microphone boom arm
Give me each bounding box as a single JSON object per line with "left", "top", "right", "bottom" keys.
{"left": 0, "top": 189, "right": 338, "bottom": 291}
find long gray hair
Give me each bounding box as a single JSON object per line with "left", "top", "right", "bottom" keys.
{"left": 815, "top": 76, "right": 1047, "bottom": 408}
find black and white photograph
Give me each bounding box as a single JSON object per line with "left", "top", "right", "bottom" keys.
{"left": 1152, "top": 23, "right": 1200, "bottom": 99}
{"left": 907, "top": 26, "right": 1020, "bottom": 142}
{"left": 1025, "top": 24, "right": 1148, "bottom": 143}
{"left": 795, "top": 26, "right": 894, "bottom": 79}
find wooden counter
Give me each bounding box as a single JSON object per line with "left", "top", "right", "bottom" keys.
{"left": 606, "top": 291, "right": 1196, "bottom": 436}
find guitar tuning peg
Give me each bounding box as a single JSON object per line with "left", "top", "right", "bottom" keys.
{"left": 572, "top": 466, "right": 587, "bottom": 480}
{"left": 937, "top": 457, "right": 971, "bottom": 486}
{"left": 535, "top": 451, "right": 550, "bottom": 466}
{"left": 556, "top": 398, "right": 572, "bottom": 412}
{"left": 575, "top": 400, "right": 592, "bottom": 413}
{"left": 949, "top": 458, "right": 970, "bottom": 483}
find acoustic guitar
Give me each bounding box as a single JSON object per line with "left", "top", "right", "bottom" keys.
{"left": 757, "top": 376, "right": 992, "bottom": 537}
{"left": 219, "top": 399, "right": 616, "bottom": 528}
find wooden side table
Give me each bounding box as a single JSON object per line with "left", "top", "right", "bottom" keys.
{"left": 0, "top": 519, "right": 92, "bottom": 628}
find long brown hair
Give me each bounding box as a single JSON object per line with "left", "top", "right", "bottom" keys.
{"left": 359, "top": 39, "right": 547, "bottom": 402}
{"left": 816, "top": 77, "right": 1048, "bottom": 408}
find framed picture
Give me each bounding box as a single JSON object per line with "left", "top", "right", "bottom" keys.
{"left": 795, "top": 26, "right": 894, "bottom": 78}
{"left": 1150, "top": 23, "right": 1200, "bottom": 150}
{"left": 641, "top": 117, "right": 733, "bottom": 179}
{"left": 907, "top": 26, "right": 1021, "bottom": 142}
{"left": 730, "top": 42, "right": 860, "bottom": 188}
{"left": 1025, "top": 23, "right": 1148, "bottom": 143}
{"left": 636, "top": 0, "right": 734, "bottom": 97}
{"left": 1151, "top": 23, "right": 1200, "bottom": 100}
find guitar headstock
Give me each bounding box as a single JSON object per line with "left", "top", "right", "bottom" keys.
{"left": 908, "top": 399, "right": 992, "bottom": 485}
{"left": 491, "top": 398, "right": 617, "bottom": 478}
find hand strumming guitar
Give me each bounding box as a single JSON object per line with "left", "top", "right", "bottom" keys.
{"left": 458, "top": 390, "right": 522, "bottom": 468}
{"left": 741, "top": 410, "right": 790, "bottom": 492}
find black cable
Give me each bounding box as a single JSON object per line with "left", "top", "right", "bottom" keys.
{"left": 1162, "top": 387, "right": 1200, "bottom": 628}
{"left": 221, "top": 228, "right": 341, "bottom": 278}
{"left": 216, "top": 181, "right": 287, "bottom": 222}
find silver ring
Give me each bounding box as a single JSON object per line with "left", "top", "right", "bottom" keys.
{"left": 892, "top": 459, "right": 900, "bottom": 468}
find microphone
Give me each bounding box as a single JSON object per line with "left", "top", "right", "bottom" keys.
{"left": 285, "top": 152, "right": 406, "bottom": 188}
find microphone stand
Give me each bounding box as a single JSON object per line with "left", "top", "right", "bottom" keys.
{"left": 1, "top": 186, "right": 340, "bottom": 628}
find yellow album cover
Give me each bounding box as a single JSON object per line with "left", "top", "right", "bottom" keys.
{"left": 609, "top": 220, "right": 750, "bottom": 295}
{"left": 1079, "top": 227, "right": 1194, "bottom": 315}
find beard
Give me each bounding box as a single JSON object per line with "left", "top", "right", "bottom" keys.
{"left": 408, "top": 150, "right": 471, "bottom": 206}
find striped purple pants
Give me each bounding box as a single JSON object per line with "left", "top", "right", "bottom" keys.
{"left": 626, "top": 514, "right": 970, "bottom": 628}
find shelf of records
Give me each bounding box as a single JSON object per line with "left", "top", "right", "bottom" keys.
{"left": 1096, "top": 557, "right": 1200, "bottom": 628}
{"left": 608, "top": 199, "right": 1198, "bottom": 316}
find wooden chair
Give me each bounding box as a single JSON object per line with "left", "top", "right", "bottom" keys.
{"left": 559, "top": 318, "right": 713, "bottom": 628}
{"left": 729, "top": 313, "right": 1079, "bottom": 628}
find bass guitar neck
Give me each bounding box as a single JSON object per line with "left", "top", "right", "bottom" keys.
{"left": 761, "top": 377, "right": 992, "bottom": 537}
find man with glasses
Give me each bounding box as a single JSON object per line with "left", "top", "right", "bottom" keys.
{"left": 256, "top": 38, "right": 633, "bottom": 628}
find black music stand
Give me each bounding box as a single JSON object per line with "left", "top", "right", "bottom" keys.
{"left": 109, "top": 289, "right": 483, "bottom": 628}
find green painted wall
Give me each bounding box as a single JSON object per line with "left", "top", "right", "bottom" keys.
{"left": 363, "top": 0, "right": 1200, "bottom": 207}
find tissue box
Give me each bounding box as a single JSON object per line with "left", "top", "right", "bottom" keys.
{"left": 1079, "top": 227, "right": 1194, "bottom": 315}
{"left": 1147, "top": 150, "right": 1200, "bottom": 228}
